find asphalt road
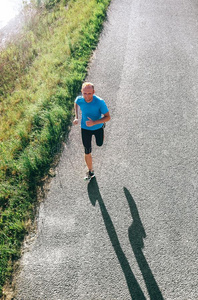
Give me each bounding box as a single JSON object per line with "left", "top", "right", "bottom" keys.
{"left": 14, "top": 0, "right": 198, "bottom": 299}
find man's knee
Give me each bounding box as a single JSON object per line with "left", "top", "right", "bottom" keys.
{"left": 95, "top": 128, "right": 104, "bottom": 147}
{"left": 84, "top": 147, "right": 92, "bottom": 154}
{"left": 96, "top": 140, "right": 103, "bottom": 147}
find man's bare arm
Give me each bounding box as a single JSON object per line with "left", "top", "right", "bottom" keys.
{"left": 73, "top": 103, "right": 79, "bottom": 125}
{"left": 86, "top": 111, "right": 111, "bottom": 127}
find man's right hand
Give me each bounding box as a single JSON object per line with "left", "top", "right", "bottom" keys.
{"left": 73, "top": 119, "right": 79, "bottom": 125}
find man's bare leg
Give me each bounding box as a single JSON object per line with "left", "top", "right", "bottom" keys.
{"left": 85, "top": 153, "right": 93, "bottom": 171}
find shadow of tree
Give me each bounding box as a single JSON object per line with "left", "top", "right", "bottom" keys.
{"left": 88, "top": 178, "right": 146, "bottom": 300}
{"left": 124, "top": 187, "right": 164, "bottom": 300}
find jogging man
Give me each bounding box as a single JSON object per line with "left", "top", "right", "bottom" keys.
{"left": 73, "top": 82, "right": 111, "bottom": 180}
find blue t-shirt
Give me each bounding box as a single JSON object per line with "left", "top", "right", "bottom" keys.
{"left": 75, "top": 95, "right": 109, "bottom": 130}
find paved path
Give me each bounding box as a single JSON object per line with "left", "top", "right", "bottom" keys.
{"left": 15, "top": 0, "right": 198, "bottom": 299}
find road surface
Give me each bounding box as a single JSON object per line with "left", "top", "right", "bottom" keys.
{"left": 14, "top": 0, "right": 198, "bottom": 299}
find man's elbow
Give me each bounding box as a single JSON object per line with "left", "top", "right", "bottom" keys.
{"left": 104, "top": 112, "right": 111, "bottom": 122}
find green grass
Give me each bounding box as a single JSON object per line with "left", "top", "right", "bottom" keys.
{"left": 0, "top": 0, "right": 111, "bottom": 295}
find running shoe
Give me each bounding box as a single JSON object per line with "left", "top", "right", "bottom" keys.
{"left": 84, "top": 170, "right": 95, "bottom": 181}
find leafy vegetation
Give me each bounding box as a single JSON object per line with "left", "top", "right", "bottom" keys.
{"left": 0, "top": 0, "right": 111, "bottom": 295}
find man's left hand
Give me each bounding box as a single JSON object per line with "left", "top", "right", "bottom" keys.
{"left": 86, "top": 117, "right": 95, "bottom": 127}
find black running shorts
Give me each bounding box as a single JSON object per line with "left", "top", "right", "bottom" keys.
{"left": 81, "top": 127, "right": 104, "bottom": 154}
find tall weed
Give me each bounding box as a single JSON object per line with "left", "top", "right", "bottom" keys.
{"left": 0, "top": 0, "right": 111, "bottom": 295}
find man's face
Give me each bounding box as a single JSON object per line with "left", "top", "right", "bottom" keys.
{"left": 82, "top": 85, "right": 95, "bottom": 103}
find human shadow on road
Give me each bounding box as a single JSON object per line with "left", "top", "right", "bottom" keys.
{"left": 88, "top": 177, "right": 146, "bottom": 300}
{"left": 124, "top": 187, "right": 164, "bottom": 300}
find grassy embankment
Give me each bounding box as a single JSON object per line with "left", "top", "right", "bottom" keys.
{"left": 0, "top": 0, "right": 111, "bottom": 295}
